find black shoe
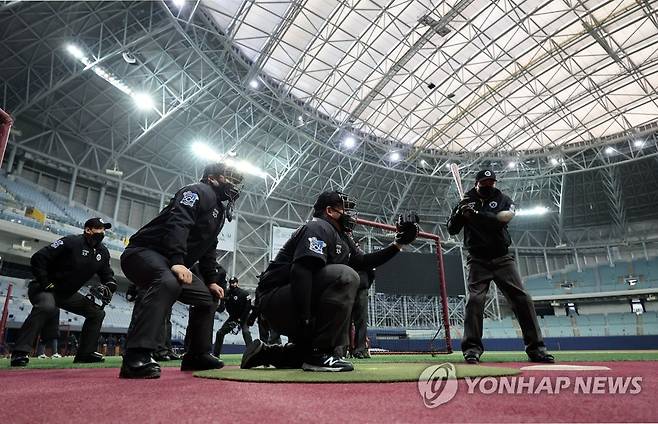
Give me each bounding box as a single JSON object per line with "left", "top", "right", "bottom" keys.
{"left": 351, "top": 350, "right": 368, "bottom": 359}
{"left": 180, "top": 353, "right": 224, "bottom": 371}
{"left": 302, "top": 353, "right": 354, "bottom": 372}
{"left": 152, "top": 352, "right": 172, "bottom": 362}
{"left": 464, "top": 352, "right": 480, "bottom": 365}
{"left": 73, "top": 352, "right": 105, "bottom": 363}
{"left": 528, "top": 352, "right": 555, "bottom": 363}
{"left": 167, "top": 350, "right": 181, "bottom": 360}
{"left": 120, "top": 352, "right": 161, "bottom": 379}
{"left": 241, "top": 340, "right": 266, "bottom": 369}
{"left": 10, "top": 352, "right": 29, "bottom": 367}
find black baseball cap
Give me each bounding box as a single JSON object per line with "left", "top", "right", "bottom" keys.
{"left": 202, "top": 162, "right": 244, "bottom": 185}
{"left": 313, "top": 191, "right": 356, "bottom": 215}
{"left": 84, "top": 217, "right": 112, "bottom": 230}
{"left": 475, "top": 169, "right": 497, "bottom": 183}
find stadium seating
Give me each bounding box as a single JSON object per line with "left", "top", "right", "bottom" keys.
{"left": 524, "top": 257, "right": 658, "bottom": 297}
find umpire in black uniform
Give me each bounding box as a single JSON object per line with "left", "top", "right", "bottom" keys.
{"left": 447, "top": 170, "right": 554, "bottom": 364}
{"left": 241, "top": 191, "right": 419, "bottom": 372}
{"left": 351, "top": 269, "right": 374, "bottom": 358}
{"left": 119, "top": 163, "right": 242, "bottom": 379}
{"left": 10, "top": 218, "right": 116, "bottom": 366}
{"left": 213, "top": 277, "right": 253, "bottom": 357}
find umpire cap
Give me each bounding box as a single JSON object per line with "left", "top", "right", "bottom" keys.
{"left": 84, "top": 217, "right": 111, "bottom": 230}
{"left": 475, "top": 169, "right": 497, "bottom": 183}
{"left": 313, "top": 191, "right": 356, "bottom": 216}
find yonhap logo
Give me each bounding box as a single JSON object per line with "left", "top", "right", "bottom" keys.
{"left": 417, "top": 363, "right": 458, "bottom": 408}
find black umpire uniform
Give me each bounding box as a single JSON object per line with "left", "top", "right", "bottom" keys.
{"left": 447, "top": 169, "right": 553, "bottom": 364}
{"left": 351, "top": 269, "right": 374, "bottom": 358}
{"left": 241, "top": 191, "right": 419, "bottom": 372}
{"left": 119, "top": 163, "right": 241, "bottom": 379}
{"left": 213, "top": 277, "right": 253, "bottom": 357}
{"left": 10, "top": 218, "right": 115, "bottom": 366}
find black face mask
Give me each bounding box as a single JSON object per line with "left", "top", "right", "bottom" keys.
{"left": 477, "top": 185, "right": 495, "bottom": 198}
{"left": 332, "top": 208, "right": 357, "bottom": 232}
{"left": 87, "top": 232, "right": 105, "bottom": 247}
{"left": 211, "top": 181, "right": 240, "bottom": 202}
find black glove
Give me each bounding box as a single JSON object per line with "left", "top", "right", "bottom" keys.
{"left": 394, "top": 212, "right": 420, "bottom": 245}
{"left": 125, "top": 284, "right": 138, "bottom": 302}
{"left": 458, "top": 201, "right": 476, "bottom": 217}
{"left": 86, "top": 283, "right": 115, "bottom": 308}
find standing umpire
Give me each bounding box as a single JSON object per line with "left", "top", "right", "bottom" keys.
{"left": 213, "top": 277, "right": 253, "bottom": 358}
{"left": 447, "top": 170, "right": 554, "bottom": 364}
{"left": 10, "top": 218, "right": 115, "bottom": 366}
{"left": 119, "top": 163, "right": 242, "bottom": 379}
{"left": 241, "top": 191, "right": 419, "bottom": 372}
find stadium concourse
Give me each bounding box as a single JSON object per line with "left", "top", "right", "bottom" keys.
{"left": 2, "top": 0, "right": 658, "bottom": 422}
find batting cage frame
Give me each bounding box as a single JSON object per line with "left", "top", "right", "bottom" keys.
{"left": 355, "top": 218, "right": 453, "bottom": 355}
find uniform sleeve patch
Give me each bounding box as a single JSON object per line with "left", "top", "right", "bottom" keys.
{"left": 51, "top": 239, "right": 64, "bottom": 249}
{"left": 308, "top": 237, "right": 326, "bottom": 255}
{"left": 180, "top": 190, "right": 199, "bottom": 207}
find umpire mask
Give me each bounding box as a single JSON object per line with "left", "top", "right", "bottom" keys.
{"left": 202, "top": 163, "right": 244, "bottom": 202}
{"left": 333, "top": 193, "right": 358, "bottom": 232}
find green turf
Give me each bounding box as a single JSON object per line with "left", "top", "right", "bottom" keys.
{"left": 194, "top": 363, "right": 520, "bottom": 383}
{"left": 1, "top": 350, "right": 656, "bottom": 370}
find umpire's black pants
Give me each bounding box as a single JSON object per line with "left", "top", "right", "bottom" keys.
{"left": 13, "top": 282, "right": 104, "bottom": 356}
{"left": 213, "top": 311, "right": 252, "bottom": 357}
{"left": 257, "top": 317, "right": 282, "bottom": 344}
{"left": 462, "top": 254, "right": 546, "bottom": 356}
{"left": 352, "top": 287, "right": 369, "bottom": 354}
{"left": 260, "top": 264, "right": 360, "bottom": 353}
{"left": 154, "top": 310, "right": 173, "bottom": 355}
{"left": 121, "top": 248, "right": 218, "bottom": 354}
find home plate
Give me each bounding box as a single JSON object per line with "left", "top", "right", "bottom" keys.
{"left": 520, "top": 364, "right": 611, "bottom": 371}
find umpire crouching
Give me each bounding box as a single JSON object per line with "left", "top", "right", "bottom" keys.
{"left": 11, "top": 218, "right": 115, "bottom": 366}
{"left": 119, "top": 163, "right": 242, "bottom": 379}
{"left": 213, "top": 277, "right": 253, "bottom": 357}
{"left": 241, "top": 191, "right": 419, "bottom": 372}
{"left": 447, "top": 170, "right": 554, "bottom": 364}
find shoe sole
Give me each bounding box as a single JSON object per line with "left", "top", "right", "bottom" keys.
{"left": 301, "top": 363, "right": 354, "bottom": 372}
{"left": 119, "top": 368, "right": 161, "bottom": 379}
{"left": 240, "top": 341, "right": 264, "bottom": 369}
{"left": 180, "top": 362, "right": 224, "bottom": 372}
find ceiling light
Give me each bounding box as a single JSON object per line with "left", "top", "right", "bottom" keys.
{"left": 605, "top": 146, "right": 616, "bottom": 155}
{"left": 550, "top": 157, "right": 559, "bottom": 166}
{"left": 507, "top": 161, "right": 517, "bottom": 169}
{"left": 66, "top": 44, "right": 85, "bottom": 60}
{"left": 173, "top": 0, "right": 185, "bottom": 7}
{"left": 516, "top": 206, "right": 550, "bottom": 216}
{"left": 132, "top": 92, "right": 155, "bottom": 110}
{"left": 420, "top": 159, "right": 428, "bottom": 168}
{"left": 191, "top": 142, "right": 270, "bottom": 179}
{"left": 343, "top": 136, "right": 356, "bottom": 149}
{"left": 633, "top": 139, "right": 645, "bottom": 148}
{"left": 249, "top": 80, "right": 259, "bottom": 89}
{"left": 389, "top": 152, "right": 401, "bottom": 162}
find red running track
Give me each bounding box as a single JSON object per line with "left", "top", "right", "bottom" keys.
{"left": 1, "top": 361, "right": 656, "bottom": 423}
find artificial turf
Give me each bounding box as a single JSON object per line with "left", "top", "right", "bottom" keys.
{"left": 1, "top": 350, "right": 656, "bottom": 370}
{"left": 194, "top": 362, "right": 520, "bottom": 383}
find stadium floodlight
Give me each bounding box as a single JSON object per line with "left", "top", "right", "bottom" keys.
{"left": 507, "top": 161, "right": 517, "bottom": 169}
{"left": 249, "top": 79, "right": 259, "bottom": 89}
{"left": 66, "top": 42, "right": 154, "bottom": 111}
{"left": 605, "top": 146, "right": 616, "bottom": 155}
{"left": 550, "top": 157, "right": 559, "bottom": 165}
{"left": 633, "top": 139, "right": 645, "bottom": 148}
{"left": 191, "top": 142, "right": 270, "bottom": 179}
{"left": 132, "top": 92, "right": 155, "bottom": 110}
{"left": 343, "top": 136, "right": 356, "bottom": 149}
{"left": 389, "top": 151, "right": 401, "bottom": 162}
{"left": 516, "top": 206, "right": 550, "bottom": 216}
{"left": 173, "top": 0, "right": 185, "bottom": 8}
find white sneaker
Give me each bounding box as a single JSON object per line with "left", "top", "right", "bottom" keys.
{"left": 52, "top": 353, "right": 62, "bottom": 359}
{"left": 37, "top": 354, "right": 49, "bottom": 359}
